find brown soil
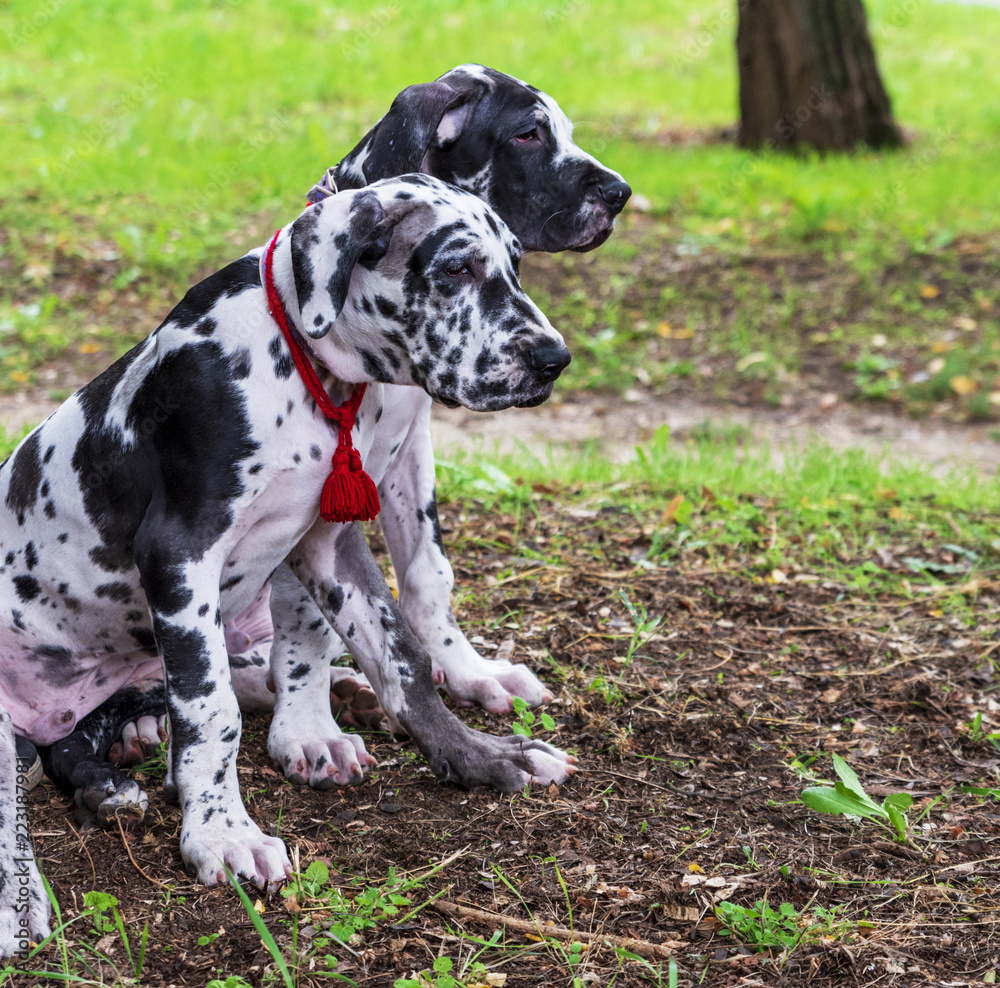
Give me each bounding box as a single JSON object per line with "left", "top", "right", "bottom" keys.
{"left": 10, "top": 503, "right": 1000, "bottom": 988}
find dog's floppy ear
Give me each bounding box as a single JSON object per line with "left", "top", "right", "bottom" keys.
{"left": 290, "top": 191, "right": 388, "bottom": 339}
{"left": 357, "top": 82, "right": 478, "bottom": 183}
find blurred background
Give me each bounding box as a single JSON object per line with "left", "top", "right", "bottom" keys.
{"left": 1, "top": 0, "right": 999, "bottom": 456}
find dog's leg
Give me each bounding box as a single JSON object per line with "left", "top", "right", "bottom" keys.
{"left": 0, "top": 705, "right": 51, "bottom": 959}
{"left": 43, "top": 682, "right": 163, "bottom": 830}
{"left": 267, "top": 563, "right": 382, "bottom": 729}
{"left": 379, "top": 396, "right": 551, "bottom": 711}
{"left": 287, "top": 523, "right": 575, "bottom": 792}
{"left": 266, "top": 566, "right": 378, "bottom": 788}
{"left": 135, "top": 537, "right": 290, "bottom": 888}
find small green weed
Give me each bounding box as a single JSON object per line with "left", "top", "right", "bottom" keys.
{"left": 134, "top": 741, "right": 169, "bottom": 782}
{"left": 716, "top": 898, "right": 857, "bottom": 953}
{"left": 618, "top": 589, "right": 663, "bottom": 665}
{"left": 394, "top": 955, "right": 489, "bottom": 988}
{"left": 511, "top": 696, "right": 556, "bottom": 738}
{"left": 800, "top": 754, "right": 913, "bottom": 842}
{"left": 962, "top": 712, "right": 1000, "bottom": 750}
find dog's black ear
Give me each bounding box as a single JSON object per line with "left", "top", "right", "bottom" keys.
{"left": 332, "top": 82, "right": 479, "bottom": 189}
{"left": 290, "top": 191, "right": 388, "bottom": 339}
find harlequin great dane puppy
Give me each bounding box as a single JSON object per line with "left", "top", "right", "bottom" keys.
{"left": 95, "top": 62, "right": 629, "bottom": 777}
{"left": 0, "top": 176, "right": 576, "bottom": 957}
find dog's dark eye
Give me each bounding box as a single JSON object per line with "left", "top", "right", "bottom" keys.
{"left": 513, "top": 129, "right": 537, "bottom": 143}
{"left": 444, "top": 263, "right": 470, "bottom": 277}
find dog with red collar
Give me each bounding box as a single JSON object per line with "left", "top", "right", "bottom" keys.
{"left": 0, "top": 176, "right": 576, "bottom": 955}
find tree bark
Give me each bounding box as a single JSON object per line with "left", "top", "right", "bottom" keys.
{"left": 736, "top": 0, "right": 903, "bottom": 152}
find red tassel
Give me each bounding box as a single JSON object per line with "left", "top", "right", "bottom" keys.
{"left": 320, "top": 447, "right": 381, "bottom": 523}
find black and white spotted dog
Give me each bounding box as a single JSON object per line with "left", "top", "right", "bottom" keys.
{"left": 80, "top": 64, "right": 630, "bottom": 771}
{"left": 0, "top": 176, "right": 579, "bottom": 956}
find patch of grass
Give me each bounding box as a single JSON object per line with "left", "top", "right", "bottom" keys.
{"left": 715, "top": 897, "right": 858, "bottom": 952}
{"left": 436, "top": 425, "right": 1000, "bottom": 598}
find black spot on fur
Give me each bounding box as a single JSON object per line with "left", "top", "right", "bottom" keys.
{"left": 5, "top": 431, "right": 42, "bottom": 517}
{"left": 95, "top": 581, "right": 133, "bottom": 603}
{"left": 309, "top": 445, "right": 322, "bottom": 461}
{"left": 153, "top": 620, "right": 215, "bottom": 701}
{"left": 13, "top": 575, "right": 40, "bottom": 602}
{"left": 289, "top": 663, "right": 309, "bottom": 681}
{"left": 268, "top": 335, "right": 293, "bottom": 380}
{"left": 198, "top": 603, "right": 209, "bottom": 617}
{"left": 194, "top": 317, "right": 217, "bottom": 337}
{"left": 425, "top": 497, "right": 444, "bottom": 554}
{"left": 43, "top": 444, "right": 55, "bottom": 465}
{"left": 360, "top": 350, "right": 390, "bottom": 381}
{"left": 326, "top": 586, "right": 344, "bottom": 614}
{"left": 77, "top": 339, "right": 259, "bottom": 583}
{"left": 229, "top": 347, "right": 253, "bottom": 380}
{"left": 220, "top": 574, "right": 244, "bottom": 592}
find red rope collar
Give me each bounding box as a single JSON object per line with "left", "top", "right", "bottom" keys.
{"left": 262, "top": 230, "right": 380, "bottom": 524}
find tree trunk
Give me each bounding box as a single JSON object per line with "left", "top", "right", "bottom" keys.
{"left": 736, "top": 0, "right": 903, "bottom": 152}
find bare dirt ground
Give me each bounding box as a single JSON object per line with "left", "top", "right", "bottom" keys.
{"left": 11, "top": 499, "right": 1000, "bottom": 988}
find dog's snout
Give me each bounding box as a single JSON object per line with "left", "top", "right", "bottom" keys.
{"left": 526, "top": 342, "right": 572, "bottom": 382}
{"left": 598, "top": 179, "right": 632, "bottom": 210}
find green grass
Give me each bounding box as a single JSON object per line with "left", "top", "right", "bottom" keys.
{"left": 3, "top": 0, "right": 999, "bottom": 272}
{"left": 436, "top": 423, "right": 1000, "bottom": 599}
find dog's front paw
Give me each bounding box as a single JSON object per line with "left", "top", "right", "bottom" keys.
{"left": 425, "top": 725, "right": 576, "bottom": 792}
{"left": 75, "top": 775, "right": 149, "bottom": 831}
{"left": 182, "top": 817, "right": 291, "bottom": 889}
{"left": 432, "top": 647, "right": 552, "bottom": 712}
{"left": 0, "top": 854, "right": 51, "bottom": 959}
{"left": 268, "top": 714, "right": 375, "bottom": 790}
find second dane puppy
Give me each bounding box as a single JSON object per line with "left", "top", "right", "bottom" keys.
{"left": 0, "top": 177, "right": 573, "bottom": 943}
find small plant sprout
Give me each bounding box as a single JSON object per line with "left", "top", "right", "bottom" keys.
{"left": 618, "top": 588, "right": 662, "bottom": 665}
{"left": 715, "top": 897, "right": 856, "bottom": 953}
{"left": 511, "top": 695, "right": 556, "bottom": 738}
{"left": 800, "top": 753, "right": 912, "bottom": 842}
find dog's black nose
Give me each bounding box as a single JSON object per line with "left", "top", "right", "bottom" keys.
{"left": 599, "top": 179, "right": 632, "bottom": 209}
{"left": 527, "top": 342, "right": 572, "bottom": 382}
